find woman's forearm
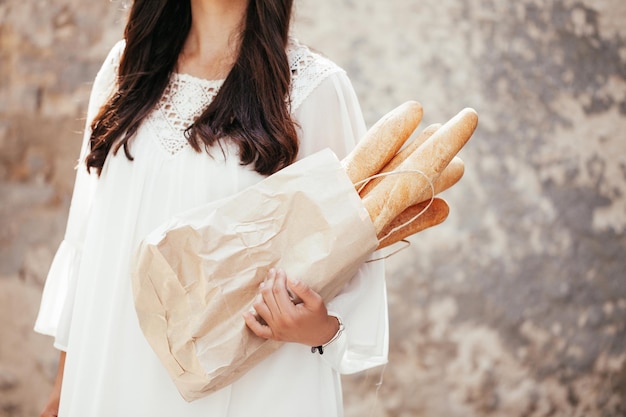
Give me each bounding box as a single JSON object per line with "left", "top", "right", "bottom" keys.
{"left": 54, "top": 351, "right": 66, "bottom": 390}
{"left": 40, "top": 351, "right": 66, "bottom": 417}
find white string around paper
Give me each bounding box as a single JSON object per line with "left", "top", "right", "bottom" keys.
{"left": 356, "top": 169, "right": 436, "bottom": 261}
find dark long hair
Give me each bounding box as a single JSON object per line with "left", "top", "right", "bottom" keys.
{"left": 85, "top": 0, "right": 298, "bottom": 176}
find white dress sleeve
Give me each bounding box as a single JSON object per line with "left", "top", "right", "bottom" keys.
{"left": 34, "top": 40, "right": 125, "bottom": 350}
{"left": 292, "top": 70, "right": 389, "bottom": 374}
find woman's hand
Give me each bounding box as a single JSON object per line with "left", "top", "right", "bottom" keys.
{"left": 243, "top": 268, "right": 339, "bottom": 347}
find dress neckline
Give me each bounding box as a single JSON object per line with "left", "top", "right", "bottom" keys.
{"left": 172, "top": 72, "right": 225, "bottom": 86}
{"left": 172, "top": 38, "right": 304, "bottom": 86}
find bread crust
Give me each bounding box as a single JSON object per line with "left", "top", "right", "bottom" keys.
{"left": 432, "top": 156, "right": 464, "bottom": 195}
{"left": 359, "top": 123, "right": 441, "bottom": 196}
{"left": 363, "top": 108, "right": 478, "bottom": 234}
{"left": 342, "top": 101, "right": 423, "bottom": 186}
{"left": 377, "top": 198, "right": 449, "bottom": 249}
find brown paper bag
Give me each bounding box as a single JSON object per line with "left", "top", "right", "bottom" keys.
{"left": 132, "top": 149, "right": 379, "bottom": 402}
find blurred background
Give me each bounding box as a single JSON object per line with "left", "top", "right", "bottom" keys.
{"left": 1, "top": 0, "right": 625, "bottom": 416}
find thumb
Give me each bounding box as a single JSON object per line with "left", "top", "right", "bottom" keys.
{"left": 287, "top": 279, "right": 322, "bottom": 307}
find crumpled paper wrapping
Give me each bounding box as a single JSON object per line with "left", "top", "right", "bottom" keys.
{"left": 132, "top": 149, "right": 379, "bottom": 402}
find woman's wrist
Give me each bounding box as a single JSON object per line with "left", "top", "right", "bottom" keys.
{"left": 311, "top": 315, "right": 344, "bottom": 354}
{"left": 325, "top": 315, "right": 341, "bottom": 342}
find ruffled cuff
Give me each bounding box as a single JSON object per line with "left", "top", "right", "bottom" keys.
{"left": 34, "top": 240, "right": 81, "bottom": 351}
{"left": 319, "top": 257, "right": 389, "bottom": 374}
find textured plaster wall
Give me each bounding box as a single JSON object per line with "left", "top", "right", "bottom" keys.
{"left": 1, "top": 0, "right": 625, "bottom": 416}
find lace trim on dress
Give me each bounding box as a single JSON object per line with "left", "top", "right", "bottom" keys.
{"left": 143, "top": 39, "right": 343, "bottom": 157}
{"left": 287, "top": 39, "right": 343, "bottom": 113}
{"left": 145, "top": 74, "right": 223, "bottom": 156}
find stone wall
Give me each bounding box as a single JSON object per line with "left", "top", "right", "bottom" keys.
{"left": 1, "top": 0, "right": 624, "bottom": 416}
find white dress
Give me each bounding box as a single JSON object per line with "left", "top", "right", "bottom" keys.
{"left": 35, "top": 39, "right": 388, "bottom": 417}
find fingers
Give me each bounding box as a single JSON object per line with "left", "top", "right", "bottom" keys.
{"left": 243, "top": 311, "right": 273, "bottom": 339}
{"left": 246, "top": 267, "right": 330, "bottom": 345}
{"left": 257, "top": 268, "right": 323, "bottom": 313}
{"left": 287, "top": 277, "right": 323, "bottom": 311}
{"left": 251, "top": 292, "right": 273, "bottom": 326}
{"left": 271, "top": 269, "right": 300, "bottom": 312}
{"left": 258, "top": 269, "right": 292, "bottom": 317}
{"left": 250, "top": 268, "right": 293, "bottom": 335}
{"left": 258, "top": 269, "right": 279, "bottom": 321}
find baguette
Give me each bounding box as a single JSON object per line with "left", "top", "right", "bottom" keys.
{"left": 377, "top": 198, "right": 449, "bottom": 249}
{"left": 431, "top": 156, "right": 464, "bottom": 196}
{"left": 363, "top": 108, "right": 478, "bottom": 234}
{"left": 359, "top": 123, "right": 441, "bottom": 196}
{"left": 342, "top": 101, "right": 423, "bottom": 186}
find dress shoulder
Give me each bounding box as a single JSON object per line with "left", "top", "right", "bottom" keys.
{"left": 87, "top": 40, "right": 126, "bottom": 121}
{"left": 287, "top": 38, "right": 345, "bottom": 113}
{"left": 104, "top": 39, "right": 125, "bottom": 69}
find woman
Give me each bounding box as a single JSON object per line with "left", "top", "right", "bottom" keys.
{"left": 35, "top": 0, "right": 388, "bottom": 416}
